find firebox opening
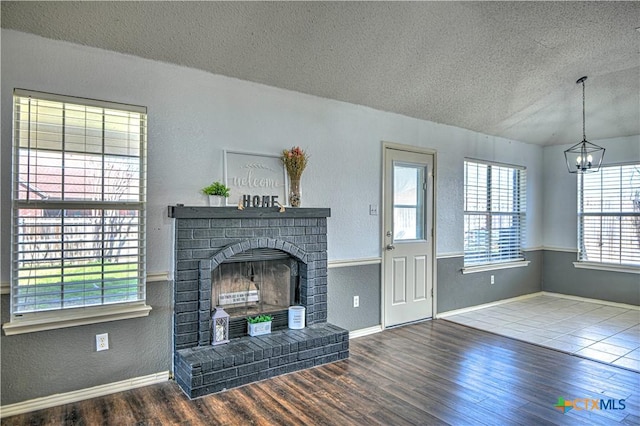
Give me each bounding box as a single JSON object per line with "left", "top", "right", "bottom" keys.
{"left": 211, "top": 249, "right": 300, "bottom": 338}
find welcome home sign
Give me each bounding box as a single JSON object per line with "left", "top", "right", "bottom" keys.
{"left": 224, "top": 151, "right": 287, "bottom": 207}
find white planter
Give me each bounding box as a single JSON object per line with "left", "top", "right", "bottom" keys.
{"left": 247, "top": 321, "right": 271, "bottom": 336}
{"left": 208, "top": 195, "right": 224, "bottom": 207}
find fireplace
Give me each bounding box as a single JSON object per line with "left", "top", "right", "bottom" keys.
{"left": 212, "top": 249, "right": 299, "bottom": 338}
{"left": 169, "top": 206, "right": 348, "bottom": 398}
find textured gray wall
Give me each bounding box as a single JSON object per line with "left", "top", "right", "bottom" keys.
{"left": 0, "top": 282, "right": 172, "bottom": 406}
{"left": 327, "top": 264, "right": 381, "bottom": 331}
{"left": 436, "top": 251, "right": 543, "bottom": 313}
{"left": 543, "top": 250, "right": 640, "bottom": 306}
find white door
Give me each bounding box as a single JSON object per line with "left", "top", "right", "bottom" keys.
{"left": 383, "top": 146, "right": 434, "bottom": 327}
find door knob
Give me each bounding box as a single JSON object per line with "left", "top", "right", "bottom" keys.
{"left": 386, "top": 244, "right": 396, "bottom": 250}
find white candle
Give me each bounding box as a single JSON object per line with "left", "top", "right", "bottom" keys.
{"left": 216, "top": 324, "right": 225, "bottom": 341}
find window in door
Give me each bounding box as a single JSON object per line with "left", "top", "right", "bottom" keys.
{"left": 393, "top": 163, "right": 425, "bottom": 241}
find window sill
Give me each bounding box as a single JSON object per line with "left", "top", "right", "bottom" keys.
{"left": 573, "top": 262, "right": 640, "bottom": 275}
{"left": 462, "top": 260, "right": 530, "bottom": 274}
{"left": 2, "top": 303, "right": 152, "bottom": 336}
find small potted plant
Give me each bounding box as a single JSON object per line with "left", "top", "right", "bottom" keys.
{"left": 247, "top": 314, "right": 272, "bottom": 336}
{"left": 201, "top": 181, "right": 230, "bottom": 206}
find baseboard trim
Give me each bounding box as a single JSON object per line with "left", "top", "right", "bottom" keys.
{"left": 349, "top": 325, "right": 383, "bottom": 339}
{"left": 436, "top": 292, "right": 543, "bottom": 318}
{"left": 541, "top": 292, "right": 640, "bottom": 310}
{"left": 0, "top": 371, "right": 171, "bottom": 419}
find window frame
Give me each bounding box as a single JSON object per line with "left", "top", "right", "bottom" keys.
{"left": 576, "top": 162, "right": 640, "bottom": 272}
{"left": 4, "top": 89, "right": 151, "bottom": 334}
{"left": 463, "top": 159, "right": 527, "bottom": 271}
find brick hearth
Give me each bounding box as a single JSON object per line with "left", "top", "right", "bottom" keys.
{"left": 176, "top": 324, "right": 348, "bottom": 398}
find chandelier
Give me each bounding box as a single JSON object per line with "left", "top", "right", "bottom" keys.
{"left": 564, "top": 76, "right": 605, "bottom": 173}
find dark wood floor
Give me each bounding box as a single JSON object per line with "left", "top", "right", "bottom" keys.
{"left": 3, "top": 320, "right": 639, "bottom": 425}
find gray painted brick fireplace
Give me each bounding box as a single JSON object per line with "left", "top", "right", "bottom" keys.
{"left": 169, "top": 206, "right": 349, "bottom": 398}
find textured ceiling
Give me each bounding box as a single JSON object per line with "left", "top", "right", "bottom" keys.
{"left": 1, "top": 1, "right": 639, "bottom": 146}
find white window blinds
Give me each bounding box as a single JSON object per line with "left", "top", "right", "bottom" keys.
{"left": 464, "top": 160, "right": 526, "bottom": 266}
{"left": 578, "top": 163, "right": 640, "bottom": 266}
{"left": 11, "top": 89, "right": 147, "bottom": 315}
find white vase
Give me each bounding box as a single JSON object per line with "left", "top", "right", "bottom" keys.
{"left": 288, "top": 306, "right": 305, "bottom": 329}
{"left": 208, "top": 195, "right": 224, "bottom": 207}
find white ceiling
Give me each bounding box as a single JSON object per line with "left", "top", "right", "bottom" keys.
{"left": 2, "top": 1, "right": 639, "bottom": 146}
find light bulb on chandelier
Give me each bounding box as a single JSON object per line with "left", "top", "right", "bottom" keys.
{"left": 575, "top": 154, "right": 593, "bottom": 168}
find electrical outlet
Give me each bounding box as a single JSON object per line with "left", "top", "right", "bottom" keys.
{"left": 96, "top": 333, "right": 109, "bottom": 351}
{"left": 353, "top": 295, "right": 360, "bottom": 308}
{"left": 369, "top": 204, "right": 378, "bottom": 216}
{"left": 491, "top": 275, "right": 495, "bottom": 285}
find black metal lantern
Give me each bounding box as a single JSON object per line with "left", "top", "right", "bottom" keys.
{"left": 211, "top": 307, "right": 230, "bottom": 345}
{"left": 564, "top": 76, "right": 605, "bottom": 174}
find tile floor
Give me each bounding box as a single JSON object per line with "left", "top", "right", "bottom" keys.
{"left": 444, "top": 294, "right": 640, "bottom": 372}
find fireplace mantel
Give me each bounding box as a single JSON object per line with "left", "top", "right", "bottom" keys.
{"left": 168, "top": 205, "right": 331, "bottom": 219}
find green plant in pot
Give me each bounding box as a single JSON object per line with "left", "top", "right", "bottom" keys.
{"left": 247, "top": 314, "right": 272, "bottom": 324}
{"left": 201, "top": 181, "right": 230, "bottom": 206}
{"left": 247, "top": 314, "right": 272, "bottom": 336}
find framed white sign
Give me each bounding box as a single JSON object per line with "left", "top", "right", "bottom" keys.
{"left": 224, "top": 150, "right": 287, "bottom": 207}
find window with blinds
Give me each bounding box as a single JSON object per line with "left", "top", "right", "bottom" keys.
{"left": 464, "top": 160, "right": 526, "bottom": 266}
{"left": 578, "top": 163, "right": 640, "bottom": 267}
{"left": 11, "top": 89, "right": 147, "bottom": 315}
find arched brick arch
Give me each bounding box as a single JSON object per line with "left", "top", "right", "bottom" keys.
{"left": 208, "top": 238, "right": 308, "bottom": 271}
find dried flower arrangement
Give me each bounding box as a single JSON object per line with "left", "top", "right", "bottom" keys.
{"left": 281, "top": 146, "right": 308, "bottom": 180}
